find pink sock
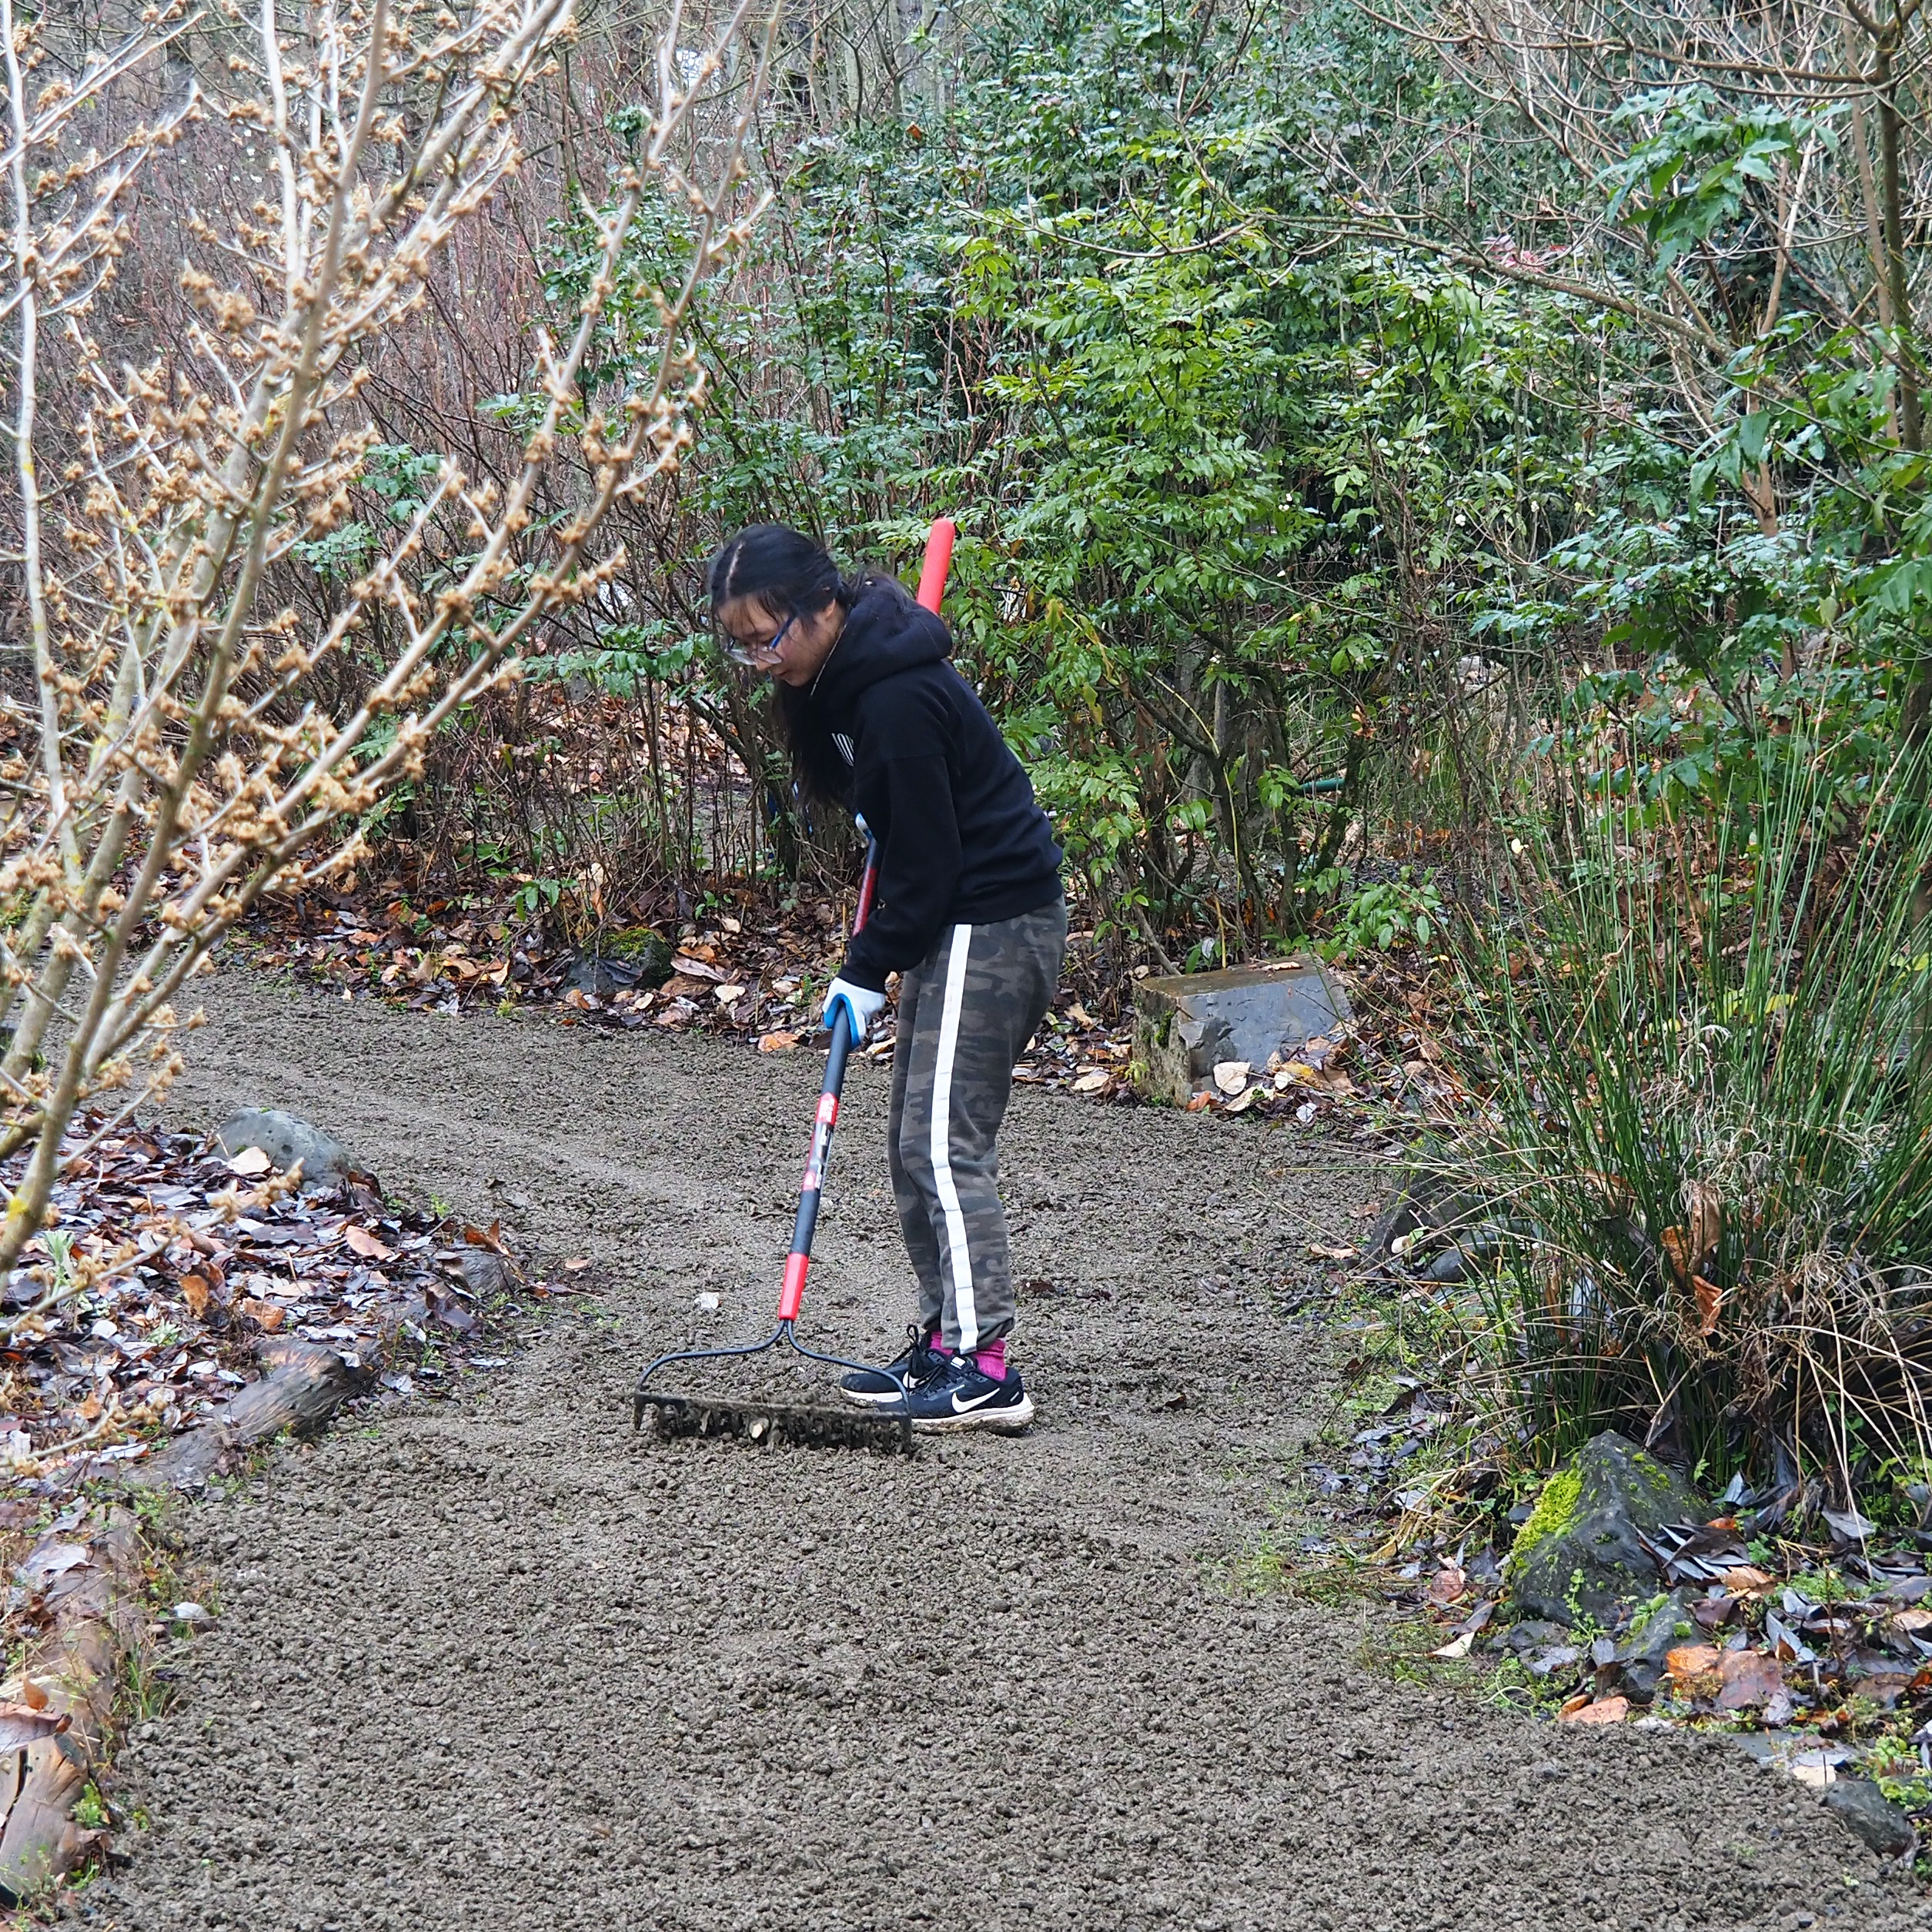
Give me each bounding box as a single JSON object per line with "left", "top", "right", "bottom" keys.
{"left": 930, "top": 1337, "right": 954, "bottom": 1357}
{"left": 974, "top": 1339, "right": 1008, "bottom": 1382}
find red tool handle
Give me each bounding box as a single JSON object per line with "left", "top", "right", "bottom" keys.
{"left": 915, "top": 518, "right": 956, "bottom": 615}
{"left": 777, "top": 516, "right": 954, "bottom": 1322}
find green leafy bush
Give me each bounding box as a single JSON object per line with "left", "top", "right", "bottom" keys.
{"left": 1329, "top": 868, "right": 1446, "bottom": 955}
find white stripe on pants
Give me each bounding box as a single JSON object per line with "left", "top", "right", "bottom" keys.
{"left": 928, "top": 923, "right": 978, "bottom": 1349}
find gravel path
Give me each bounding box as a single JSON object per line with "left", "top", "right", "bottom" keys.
{"left": 79, "top": 966, "right": 1923, "bottom": 1930}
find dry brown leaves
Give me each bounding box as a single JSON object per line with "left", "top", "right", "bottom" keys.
{"left": 0, "top": 1115, "right": 559, "bottom": 1504}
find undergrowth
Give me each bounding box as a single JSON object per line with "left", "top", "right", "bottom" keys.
{"left": 1435, "top": 741, "right": 1932, "bottom": 1514}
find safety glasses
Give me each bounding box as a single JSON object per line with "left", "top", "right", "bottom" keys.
{"left": 723, "top": 610, "right": 797, "bottom": 670}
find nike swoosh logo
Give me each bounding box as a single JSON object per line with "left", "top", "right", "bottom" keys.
{"left": 951, "top": 1387, "right": 1008, "bottom": 1413}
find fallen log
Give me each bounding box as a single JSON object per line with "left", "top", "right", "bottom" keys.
{"left": 0, "top": 1339, "right": 368, "bottom": 1900}
{"left": 139, "top": 1336, "right": 367, "bottom": 1489}
{"left": 0, "top": 1511, "right": 142, "bottom": 1904}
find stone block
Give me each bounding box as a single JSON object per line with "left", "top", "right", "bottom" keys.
{"left": 1131, "top": 961, "right": 1350, "bottom": 1103}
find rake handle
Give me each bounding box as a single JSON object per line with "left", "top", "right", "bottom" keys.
{"left": 775, "top": 516, "right": 955, "bottom": 1325}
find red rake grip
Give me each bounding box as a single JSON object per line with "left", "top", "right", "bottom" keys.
{"left": 915, "top": 518, "right": 956, "bottom": 615}
{"left": 777, "top": 1251, "right": 810, "bottom": 1322}
{"left": 775, "top": 516, "right": 954, "bottom": 1326}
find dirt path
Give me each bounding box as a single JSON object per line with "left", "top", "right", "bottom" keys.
{"left": 78, "top": 964, "right": 1919, "bottom": 1930}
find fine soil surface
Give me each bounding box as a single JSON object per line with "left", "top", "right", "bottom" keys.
{"left": 81, "top": 965, "right": 1924, "bottom": 1930}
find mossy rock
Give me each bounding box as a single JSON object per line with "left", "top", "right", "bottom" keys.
{"left": 1506, "top": 1431, "right": 1706, "bottom": 1627}
{"left": 603, "top": 926, "right": 674, "bottom": 986}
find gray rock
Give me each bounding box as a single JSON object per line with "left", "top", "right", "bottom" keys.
{"left": 564, "top": 954, "right": 630, "bottom": 998}
{"left": 564, "top": 929, "right": 674, "bottom": 999}
{"left": 1131, "top": 961, "right": 1350, "bottom": 1103}
{"left": 1502, "top": 1619, "right": 1571, "bottom": 1655}
{"left": 1822, "top": 1779, "right": 1917, "bottom": 1857}
{"left": 1614, "top": 1588, "right": 1697, "bottom": 1702}
{"left": 1507, "top": 1431, "right": 1706, "bottom": 1627}
{"left": 217, "top": 1109, "right": 354, "bottom": 1189}
{"left": 1725, "top": 1732, "right": 1856, "bottom": 1778}
{"left": 459, "top": 1249, "right": 517, "bottom": 1299}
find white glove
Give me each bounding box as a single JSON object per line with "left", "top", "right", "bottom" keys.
{"left": 822, "top": 977, "right": 887, "bottom": 1045}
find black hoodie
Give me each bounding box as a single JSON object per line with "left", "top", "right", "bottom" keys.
{"left": 807, "top": 578, "right": 1062, "bottom": 991}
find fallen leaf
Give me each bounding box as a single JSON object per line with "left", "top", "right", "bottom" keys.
{"left": 1660, "top": 1225, "right": 1692, "bottom": 1288}
{"left": 1307, "top": 1243, "right": 1359, "bottom": 1262}
{"left": 1348, "top": 1200, "right": 1381, "bottom": 1219}
{"left": 1665, "top": 1643, "right": 1724, "bottom": 1698}
{"left": 1282, "top": 1061, "right": 1321, "bottom": 1085}
{"left": 1225, "top": 1087, "right": 1257, "bottom": 1114}
{"left": 1686, "top": 1179, "right": 1723, "bottom": 1265}
{"left": 180, "top": 1273, "right": 210, "bottom": 1318}
{"left": 563, "top": 1256, "right": 592, "bottom": 1272}
{"left": 1555, "top": 1691, "right": 1591, "bottom": 1718}
{"left": 1693, "top": 1274, "right": 1723, "bottom": 1337}
{"left": 1822, "top": 1506, "right": 1877, "bottom": 1543}
{"left": 1071, "top": 1070, "right": 1110, "bottom": 1094}
{"left": 1715, "top": 1649, "right": 1784, "bottom": 1711}
{"left": 1561, "top": 1696, "right": 1629, "bottom": 1726}
{"left": 1766, "top": 1612, "right": 1816, "bottom": 1664}
{"left": 1890, "top": 1607, "right": 1932, "bottom": 1636}
{"left": 1692, "top": 1596, "right": 1736, "bottom": 1632}
{"left": 1430, "top": 1632, "right": 1473, "bottom": 1660}
{"left": 0, "top": 1705, "right": 66, "bottom": 1751}
{"left": 1066, "top": 1001, "right": 1097, "bottom": 1028}
{"left": 1212, "top": 1060, "right": 1252, "bottom": 1096}
{"left": 1720, "top": 1565, "right": 1775, "bottom": 1596}
{"left": 227, "top": 1145, "right": 272, "bottom": 1177}
{"left": 757, "top": 1031, "right": 801, "bottom": 1054}
{"left": 1185, "top": 1091, "right": 1215, "bottom": 1112}
{"left": 18, "top": 1544, "right": 88, "bottom": 1590}
{"left": 1426, "top": 1566, "right": 1467, "bottom": 1608}
{"left": 343, "top": 1224, "right": 395, "bottom": 1262}
{"left": 713, "top": 983, "right": 747, "bottom": 1005}
{"left": 19, "top": 1677, "right": 47, "bottom": 1712}
{"left": 239, "top": 1297, "right": 286, "bottom": 1332}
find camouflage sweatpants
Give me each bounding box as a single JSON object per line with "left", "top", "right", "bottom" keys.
{"left": 887, "top": 898, "right": 1067, "bottom": 1352}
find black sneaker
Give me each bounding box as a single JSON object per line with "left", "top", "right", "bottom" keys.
{"left": 840, "top": 1324, "right": 945, "bottom": 1407}
{"left": 897, "top": 1353, "right": 1035, "bottom": 1433}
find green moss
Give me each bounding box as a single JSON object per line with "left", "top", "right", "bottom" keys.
{"left": 1506, "top": 1463, "right": 1583, "bottom": 1576}
{"left": 607, "top": 925, "right": 672, "bottom": 968}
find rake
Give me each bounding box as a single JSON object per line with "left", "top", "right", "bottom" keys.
{"left": 630, "top": 516, "right": 958, "bottom": 1452}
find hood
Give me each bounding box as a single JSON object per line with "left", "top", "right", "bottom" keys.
{"left": 809, "top": 577, "right": 949, "bottom": 714}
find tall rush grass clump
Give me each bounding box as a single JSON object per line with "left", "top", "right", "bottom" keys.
{"left": 1447, "top": 750, "right": 1932, "bottom": 1518}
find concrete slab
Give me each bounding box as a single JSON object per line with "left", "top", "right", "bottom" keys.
{"left": 1131, "top": 959, "right": 1351, "bottom": 1103}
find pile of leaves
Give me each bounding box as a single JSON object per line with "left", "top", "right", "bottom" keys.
{"left": 242, "top": 878, "right": 1463, "bottom": 1131}
{"left": 241, "top": 879, "right": 1159, "bottom": 1095}
{"left": 0, "top": 1115, "right": 564, "bottom": 1506}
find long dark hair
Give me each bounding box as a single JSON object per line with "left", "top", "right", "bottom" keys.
{"left": 707, "top": 523, "right": 907, "bottom": 807}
